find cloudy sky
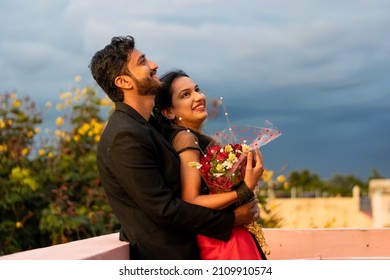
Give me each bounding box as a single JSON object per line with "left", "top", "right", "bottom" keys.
{"left": 1, "top": 0, "right": 389, "bottom": 181}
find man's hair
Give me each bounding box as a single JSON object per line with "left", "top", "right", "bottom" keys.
{"left": 89, "top": 36, "right": 135, "bottom": 102}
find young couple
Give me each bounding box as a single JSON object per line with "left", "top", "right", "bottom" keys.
{"left": 90, "top": 35, "right": 267, "bottom": 260}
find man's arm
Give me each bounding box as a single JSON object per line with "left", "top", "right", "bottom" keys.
{"left": 108, "top": 128, "right": 235, "bottom": 241}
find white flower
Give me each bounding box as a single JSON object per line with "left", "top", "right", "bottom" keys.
{"left": 221, "top": 161, "right": 233, "bottom": 170}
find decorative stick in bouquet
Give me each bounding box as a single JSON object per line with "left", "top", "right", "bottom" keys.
{"left": 190, "top": 97, "right": 282, "bottom": 255}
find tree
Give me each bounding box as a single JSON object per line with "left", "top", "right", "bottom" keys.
{"left": 287, "top": 169, "right": 325, "bottom": 197}
{"left": 325, "top": 174, "right": 367, "bottom": 196}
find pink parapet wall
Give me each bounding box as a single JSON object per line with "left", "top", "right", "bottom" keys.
{"left": 1, "top": 229, "right": 390, "bottom": 260}
{"left": 0, "top": 232, "right": 129, "bottom": 260}
{"left": 265, "top": 228, "right": 390, "bottom": 260}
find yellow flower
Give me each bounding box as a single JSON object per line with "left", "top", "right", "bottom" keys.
{"left": 55, "top": 130, "right": 64, "bottom": 138}
{"left": 16, "top": 221, "right": 23, "bottom": 229}
{"left": 78, "top": 123, "right": 90, "bottom": 135}
{"left": 74, "top": 75, "right": 82, "bottom": 82}
{"left": 242, "top": 144, "right": 250, "bottom": 153}
{"left": 60, "top": 91, "right": 72, "bottom": 100}
{"left": 101, "top": 99, "right": 111, "bottom": 107}
{"left": 276, "top": 175, "right": 286, "bottom": 183}
{"left": 94, "top": 135, "right": 100, "bottom": 142}
{"left": 227, "top": 153, "right": 237, "bottom": 163}
{"left": 38, "top": 149, "right": 45, "bottom": 156}
{"left": 47, "top": 152, "right": 54, "bottom": 158}
{"left": 7, "top": 119, "right": 13, "bottom": 126}
{"left": 13, "top": 100, "right": 21, "bottom": 108}
{"left": 262, "top": 169, "right": 274, "bottom": 182}
{"left": 73, "top": 134, "right": 80, "bottom": 142}
{"left": 56, "top": 117, "right": 64, "bottom": 126}
{"left": 283, "top": 181, "right": 290, "bottom": 190}
{"left": 45, "top": 102, "right": 52, "bottom": 108}
{"left": 10, "top": 167, "right": 38, "bottom": 191}
{"left": 56, "top": 103, "right": 63, "bottom": 111}
{"left": 92, "top": 122, "right": 103, "bottom": 135}
{"left": 34, "top": 127, "right": 41, "bottom": 134}
{"left": 0, "top": 144, "right": 8, "bottom": 153}
{"left": 21, "top": 148, "right": 29, "bottom": 156}
{"left": 27, "top": 130, "right": 34, "bottom": 138}
{"left": 10, "top": 92, "right": 17, "bottom": 99}
{"left": 216, "top": 164, "right": 224, "bottom": 172}
{"left": 0, "top": 119, "right": 5, "bottom": 128}
{"left": 65, "top": 98, "right": 72, "bottom": 106}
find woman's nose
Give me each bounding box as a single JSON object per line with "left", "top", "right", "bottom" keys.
{"left": 194, "top": 91, "right": 206, "bottom": 101}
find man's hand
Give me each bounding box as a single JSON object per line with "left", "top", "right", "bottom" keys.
{"left": 233, "top": 198, "right": 260, "bottom": 226}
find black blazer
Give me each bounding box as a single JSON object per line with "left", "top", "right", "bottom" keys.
{"left": 97, "top": 102, "right": 234, "bottom": 259}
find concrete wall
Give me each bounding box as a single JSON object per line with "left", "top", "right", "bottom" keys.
{"left": 267, "top": 196, "right": 373, "bottom": 228}
{"left": 262, "top": 185, "right": 372, "bottom": 228}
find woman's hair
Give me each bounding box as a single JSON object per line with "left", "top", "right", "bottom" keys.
{"left": 89, "top": 36, "right": 135, "bottom": 102}
{"left": 153, "top": 69, "right": 189, "bottom": 125}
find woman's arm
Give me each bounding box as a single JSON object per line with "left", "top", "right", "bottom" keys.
{"left": 179, "top": 148, "right": 239, "bottom": 210}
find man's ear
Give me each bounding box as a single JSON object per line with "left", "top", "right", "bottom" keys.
{"left": 114, "top": 75, "right": 133, "bottom": 89}
{"left": 161, "top": 108, "right": 175, "bottom": 120}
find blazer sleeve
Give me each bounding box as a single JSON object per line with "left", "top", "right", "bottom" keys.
{"left": 107, "top": 128, "right": 234, "bottom": 241}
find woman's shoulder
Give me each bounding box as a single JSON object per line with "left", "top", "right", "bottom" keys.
{"left": 172, "top": 129, "right": 199, "bottom": 148}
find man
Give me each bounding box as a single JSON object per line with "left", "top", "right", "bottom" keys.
{"left": 89, "top": 35, "right": 261, "bottom": 259}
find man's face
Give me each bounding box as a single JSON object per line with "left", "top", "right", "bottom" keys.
{"left": 127, "top": 48, "right": 163, "bottom": 96}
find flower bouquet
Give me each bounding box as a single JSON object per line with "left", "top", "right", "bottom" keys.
{"left": 189, "top": 120, "right": 281, "bottom": 255}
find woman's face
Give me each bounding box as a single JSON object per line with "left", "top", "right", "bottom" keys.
{"left": 167, "top": 76, "right": 208, "bottom": 131}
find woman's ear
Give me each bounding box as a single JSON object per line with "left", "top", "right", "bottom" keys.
{"left": 161, "top": 108, "right": 175, "bottom": 120}
{"left": 114, "top": 75, "right": 133, "bottom": 89}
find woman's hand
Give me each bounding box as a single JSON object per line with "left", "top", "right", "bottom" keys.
{"left": 243, "top": 149, "right": 264, "bottom": 191}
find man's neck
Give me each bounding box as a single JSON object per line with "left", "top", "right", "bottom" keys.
{"left": 123, "top": 94, "right": 154, "bottom": 121}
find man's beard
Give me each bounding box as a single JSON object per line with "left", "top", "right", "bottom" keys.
{"left": 133, "top": 75, "right": 163, "bottom": 97}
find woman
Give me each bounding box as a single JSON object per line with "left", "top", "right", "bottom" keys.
{"left": 154, "top": 69, "right": 267, "bottom": 260}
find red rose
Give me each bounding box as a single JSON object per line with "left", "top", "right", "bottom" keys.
{"left": 216, "top": 152, "right": 229, "bottom": 161}
{"left": 200, "top": 162, "right": 211, "bottom": 174}
{"left": 233, "top": 144, "right": 242, "bottom": 151}
{"left": 209, "top": 145, "right": 221, "bottom": 154}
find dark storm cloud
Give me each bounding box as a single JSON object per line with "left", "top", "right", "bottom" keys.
{"left": 1, "top": 0, "right": 389, "bottom": 179}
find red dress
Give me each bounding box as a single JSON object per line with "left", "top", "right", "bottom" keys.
{"left": 197, "top": 226, "right": 264, "bottom": 260}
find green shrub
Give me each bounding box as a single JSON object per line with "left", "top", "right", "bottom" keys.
{"left": 0, "top": 79, "right": 119, "bottom": 255}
